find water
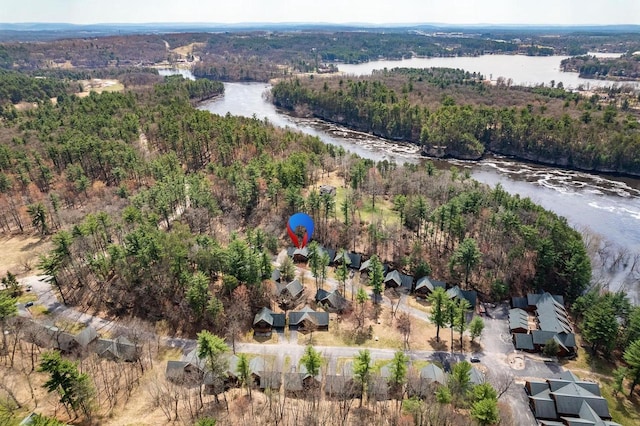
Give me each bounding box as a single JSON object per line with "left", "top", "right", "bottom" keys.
{"left": 159, "top": 60, "right": 640, "bottom": 302}
{"left": 337, "top": 53, "right": 638, "bottom": 91}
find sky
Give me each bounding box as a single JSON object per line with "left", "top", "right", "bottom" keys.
{"left": 1, "top": 0, "right": 639, "bottom": 26}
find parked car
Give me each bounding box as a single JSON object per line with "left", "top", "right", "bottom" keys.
{"left": 470, "top": 356, "right": 481, "bottom": 363}
{"left": 25, "top": 301, "right": 34, "bottom": 308}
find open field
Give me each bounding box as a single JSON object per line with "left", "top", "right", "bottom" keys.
{"left": 0, "top": 234, "right": 50, "bottom": 278}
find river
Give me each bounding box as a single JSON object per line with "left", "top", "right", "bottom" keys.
{"left": 159, "top": 58, "right": 640, "bottom": 302}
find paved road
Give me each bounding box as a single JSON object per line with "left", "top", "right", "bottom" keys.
{"left": 18, "top": 274, "right": 559, "bottom": 426}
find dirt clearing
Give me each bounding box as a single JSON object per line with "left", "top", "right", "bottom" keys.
{"left": 0, "top": 234, "right": 50, "bottom": 277}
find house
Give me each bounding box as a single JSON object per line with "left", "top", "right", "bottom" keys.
{"left": 526, "top": 371, "right": 619, "bottom": 425}
{"left": 292, "top": 247, "right": 310, "bottom": 263}
{"left": 384, "top": 270, "right": 402, "bottom": 288}
{"left": 446, "top": 285, "right": 477, "bottom": 309}
{"left": 531, "top": 331, "right": 576, "bottom": 356}
{"left": 253, "top": 307, "right": 286, "bottom": 336}
{"left": 276, "top": 279, "right": 305, "bottom": 300}
{"left": 315, "top": 289, "right": 349, "bottom": 313}
{"left": 165, "top": 360, "right": 205, "bottom": 386}
{"left": 348, "top": 252, "right": 362, "bottom": 270}
{"left": 399, "top": 273, "right": 414, "bottom": 291}
{"left": 359, "top": 259, "right": 389, "bottom": 275}
{"left": 334, "top": 251, "right": 351, "bottom": 266}
{"left": 74, "top": 326, "right": 98, "bottom": 350}
{"left": 325, "top": 374, "right": 358, "bottom": 399}
{"left": 259, "top": 371, "right": 282, "bottom": 390}
{"left": 408, "top": 363, "right": 447, "bottom": 398}
{"left": 513, "top": 333, "right": 535, "bottom": 352}
{"left": 509, "top": 308, "right": 530, "bottom": 334}
{"left": 368, "top": 376, "right": 390, "bottom": 401}
{"left": 94, "top": 336, "right": 139, "bottom": 362}
{"left": 414, "top": 277, "right": 446, "bottom": 296}
{"left": 288, "top": 306, "right": 329, "bottom": 332}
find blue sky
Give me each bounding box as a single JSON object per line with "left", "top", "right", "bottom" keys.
{"left": 1, "top": 0, "right": 638, "bottom": 25}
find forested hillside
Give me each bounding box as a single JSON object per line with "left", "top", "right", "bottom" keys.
{"left": 272, "top": 68, "right": 640, "bottom": 175}
{"left": 0, "top": 69, "right": 592, "bottom": 343}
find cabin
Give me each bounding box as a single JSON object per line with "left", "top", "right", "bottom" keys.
{"left": 446, "top": 285, "right": 477, "bottom": 309}
{"left": 288, "top": 306, "right": 329, "bottom": 332}
{"left": 509, "top": 308, "right": 531, "bottom": 334}
{"left": 384, "top": 270, "right": 402, "bottom": 288}
{"left": 276, "top": 279, "right": 305, "bottom": 300}
{"left": 94, "top": 336, "right": 139, "bottom": 362}
{"left": 165, "top": 360, "right": 205, "bottom": 386}
{"left": 315, "top": 289, "right": 349, "bottom": 313}
{"left": 414, "top": 277, "right": 446, "bottom": 296}
{"left": 408, "top": 364, "right": 447, "bottom": 398}
{"left": 252, "top": 307, "right": 286, "bottom": 336}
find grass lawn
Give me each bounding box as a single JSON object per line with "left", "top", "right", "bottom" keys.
{"left": 297, "top": 304, "right": 443, "bottom": 352}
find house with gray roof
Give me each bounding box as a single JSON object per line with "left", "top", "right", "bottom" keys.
{"left": 359, "top": 258, "right": 389, "bottom": 275}
{"left": 526, "top": 371, "right": 620, "bottom": 425}
{"left": 288, "top": 306, "right": 329, "bottom": 332}
{"left": 446, "top": 285, "right": 477, "bottom": 309}
{"left": 276, "top": 279, "right": 304, "bottom": 300}
{"left": 514, "top": 333, "right": 535, "bottom": 351}
{"left": 252, "top": 307, "right": 286, "bottom": 335}
{"left": 94, "top": 336, "right": 139, "bottom": 362}
{"left": 315, "top": 289, "right": 349, "bottom": 313}
{"left": 165, "top": 360, "right": 204, "bottom": 386}
{"left": 414, "top": 276, "right": 446, "bottom": 296}
{"left": 384, "top": 270, "right": 402, "bottom": 288}
{"left": 509, "top": 308, "right": 530, "bottom": 333}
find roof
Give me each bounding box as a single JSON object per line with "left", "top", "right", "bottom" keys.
{"left": 325, "top": 375, "right": 357, "bottom": 397}
{"left": 271, "top": 269, "right": 281, "bottom": 282}
{"left": 400, "top": 273, "right": 414, "bottom": 290}
{"left": 74, "top": 326, "right": 98, "bottom": 348}
{"left": 293, "top": 247, "right": 309, "bottom": 259}
{"left": 528, "top": 292, "right": 565, "bottom": 307}
{"left": 415, "top": 276, "right": 446, "bottom": 293}
{"left": 532, "top": 331, "right": 576, "bottom": 352}
{"left": 514, "top": 333, "right": 535, "bottom": 350}
{"left": 348, "top": 252, "right": 362, "bottom": 269}
{"left": 384, "top": 270, "right": 402, "bottom": 287}
{"left": 420, "top": 364, "right": 446, "bottom": 384}
{"left": 277, "top": 279, "right": 304, "bottom": 299}
{"left": 289, "top": 306, "right": 329, "bottom": 327}
{"left": 536, "top": 292, "right": 572, "bottom": 333}
{"left": 249, "top": 356, "right": 265, "bottom": 374}
{"left": 259, "top": 371, "right": 282, "bottom": 389}
{"left": 509, "top": 308, "right": 530, "bottom": 331}
{"left": 446, "top": 286, "right": 477, "bottom": 307}
{"left": 469, "top": 367, "right": 484, "bottom": 385}
{"left": 315, "top": 289, "right": 348, "bottom": 311}
{"left": 527, "top": 371, "right": 616, "bottom": 423}
{"left": 334, "top": 251, "right": 351, "bottom": 265}
{"left": 511, "top": 296, "right": 528, "bottom": 309}
{"left": 252, "top": 307, "right": 286, "bottom": 328}
{"left": 95, "top": 336, "right": 139, "bottom": 362}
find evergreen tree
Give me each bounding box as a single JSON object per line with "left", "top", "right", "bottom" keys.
{"left": 428, "top": 287, "right": 447, "bottom": 342}
{"left": 368, "top": 255, "right": 384, "bottom": 304}
{"left": 237, "top": 353, "right": 252, "bottom": 398}
{"left": 449, "top": 238, "right": 481, "bottom": 288}
{"left": 623, "top": 339, "right": 640, "bottom": 396}
{"left": 300, "top": 345, "right": 323, "bottom": 377}
{"left": 469, "top": 316, "right": 485, "bottom": 343}
{"left": 354, "top": 349, "right": 372, "bottom": 407}
{"left": 39, "top": 351, "right": 94, "bottom": 418}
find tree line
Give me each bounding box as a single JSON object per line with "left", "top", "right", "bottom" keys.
{"left": 272, "top": 68, "right": 640, "bottom": 175}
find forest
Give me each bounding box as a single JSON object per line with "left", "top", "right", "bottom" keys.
{"left": 561, "top": 53, "right": 640, "bottom": 81}
{"left": 271, "top": 68, "right": 640, "bottom": 175}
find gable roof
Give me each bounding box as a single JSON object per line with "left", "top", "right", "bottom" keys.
{"left": 315, "top": 289, "right": 348, "bottom": 311}
{"left": 527, "top": 371, "right": 617, "bottom": 424}
{"left": 95, "top": 336, "right": 139, "bottom": 362}
{"left": 420, "top": 364, "right": 446, "bottom": 384}
{"left": 446, "top": 286, "right": 477, "bottom": 307}
{"left": 509, "top": 308, "right": 530, "bottom": 331}
{"left": 384, "top": 270, "right": 402, "bottom": 287}
{"left": 289, "top": 306, "right": 329, "bottom": 327}
{"left": 348, "top": 252, "right": 362, "bottom": 269}
{"left": 400, "top": 273, "right": 414, "bottom": 290}
{"left": 253, "top": 307, "right": 286, "bottom": 328}
{"left": 74, "top": 326, "right": 98, "bottom": 348}
{"left": 415, "top": 276, "right": 446, "bottom": 293}
{"left": 277, "top": 279, "right": 304, "bottom": 299}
